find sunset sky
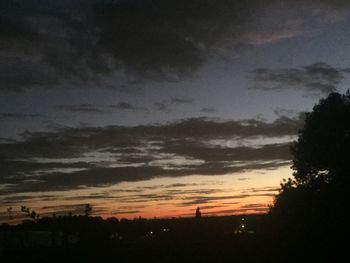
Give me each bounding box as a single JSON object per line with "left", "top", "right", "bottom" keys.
{"left": 1, "top": 0, "right": 350, "bottom": 222}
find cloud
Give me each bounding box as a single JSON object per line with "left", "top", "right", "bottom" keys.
{"left": 170, "top": 97, "right": 194, "bottom": 104}
{"left": 109, "top": 102, "right": 148, "bottom": 112}
{"left": 55, "top": 102, "right": 149, "bottom": 113}
{"left": 201, "top": 206, "right": 268, "bottom": 215}
{"left": 240, "top": 203, "right": 269, "bottom": 209}
{"left": 178, "top": 194, "right": 273, "bottom": 215}
{"left": 154, "top": 102, "right": 172, "bottom": 113}
{"left": 0, "top": 112, "right": 39, "bottom": 120}
{"left": 178, "top": 194, "right": 252, "bottom": 206}
{"left": 251, "top": 62, "right": 350, "bottom": 94}
{"left": 1, "top": 194, "right": 57, "bottom": 206}
{"left": 55, "top": 104, "right": 105, "bottom": 113}
{"left": 152, "top": 97, "right": 194, "bottom": 113}
{"left": 200, "top": 107, "right": 217, "bottom": 114}
{"left": 246, "top": 187, "right": 279, "bottom": 193}
{"left": 273, "top": 108, "right": 299, "bottom": 117}
{"left": 237, "top": 177, "right": 250, "bottom": 181}
{"left": 163, "top": 183, "right": 200, "bottom": 188}
{"left": 1, "top": 1, "right": 349, "bottom": 92}
{"left": 0, "top": 115, "right": 302, "bottom": 194}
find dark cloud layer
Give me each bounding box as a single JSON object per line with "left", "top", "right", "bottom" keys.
{"left": 0, "top": 115, "right": 302, "bottom": 193}
{"left": 251, "top": 62, "right": 350, "bottom": 94}
{"left": 1, "top": 0, "right": 349, "bottom": 92}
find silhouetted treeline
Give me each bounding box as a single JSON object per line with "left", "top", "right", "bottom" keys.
{"left": 0, "top": 212, "right": 341, "bottom": 262}
{"left": 1, "top": 213, "right": 299, "bottom": 263}
{"left": 1, "top": 213, "right": 266, "bottom": 242}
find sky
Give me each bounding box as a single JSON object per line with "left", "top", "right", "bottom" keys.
{"left": 1, "top": 0, "right": 350, "bottom": 223}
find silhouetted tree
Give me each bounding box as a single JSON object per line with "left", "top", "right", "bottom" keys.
{"left": 20, "top": 205, "right": 40, "bottom": 222}
{"left": 291, "top": 91, "right": 350, "bottom": 186}
{"left": 271, "top": 91, "right": 350, "bottom": 241}
{"left": 85, "top": 204, "right": 92, "bottom": 217}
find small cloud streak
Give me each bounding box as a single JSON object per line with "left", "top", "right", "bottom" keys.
{"left": 170, "top": 97, "right": 194, "bottom": 105}
{"left": 0, "top": 112, "right": 39, "bottom": 120}
{"left": 154, "top": 102, "right": 172, "bottom": 113}
{"left": 55, "top": 104, "right": 105, "bottom": 113}
{"left": 108, "top": 102, "right": 148, "bottom": 112}
{"left": 200, "top": 107, "right": 217, "bottom": 114}
{"left": 251, "top": 62, "right": 350, "bottom": 94}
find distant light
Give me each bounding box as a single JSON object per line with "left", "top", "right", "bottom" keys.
{"left": 150, "top": 231, "right": 153, "bottom": 234}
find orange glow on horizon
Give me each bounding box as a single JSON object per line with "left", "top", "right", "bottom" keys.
{"left": 0, "top": 165, "right": 291, "bottom": 224}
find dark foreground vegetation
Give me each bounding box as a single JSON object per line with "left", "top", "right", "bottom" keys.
{"left": 1, "top": 91, "right": 349, "bottom": 262}
{"left": 0, "top": 213, "right": 345, "bottom": 263}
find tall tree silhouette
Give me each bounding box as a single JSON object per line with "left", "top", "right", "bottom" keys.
{"left": 271, "top": 91, "right": 350, "bottom": 238}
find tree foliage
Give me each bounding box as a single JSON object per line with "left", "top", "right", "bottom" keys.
{"left": 21, "top": 205, "right": 40, "bottom": 222}
{"left": 271, "top": 91, "right": 350, "bottom": 235}
{"left": 291, "top": 91, "right": 350, "bottom": 186}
